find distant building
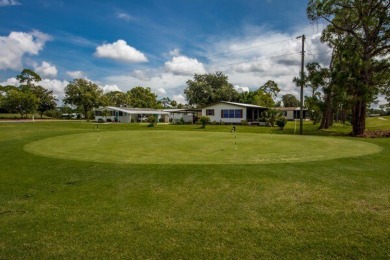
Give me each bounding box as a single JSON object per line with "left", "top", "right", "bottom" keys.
{"left": 275, "top": 107, "right": 308, "bottom": 120}
{"left": 94, "top": 106, "right": 169, "bottom": 123}
{"left": 163, "top": 109, "right": 201, "bottom": 124}
{"left": 201, "top": 101, "right": 267, "bottom": 124}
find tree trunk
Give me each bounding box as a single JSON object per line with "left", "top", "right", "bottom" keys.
{"left": 319, "top": 92, "right": 333, "bottom": 129}
{"left": 351, "top": 99, "right": 366, "bottom": 136}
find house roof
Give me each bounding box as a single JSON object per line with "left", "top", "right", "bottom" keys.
{"left": 275, "top": 107, "right": 307, "bottom": 111}
{"left": 95, "top": 106, "right": 169, "bottom": 115}
{"left": 203, "top": 101, "right": 267, "bottom": 109}
{"left": 163, "top": 108, "right": 201, "bottom": 113}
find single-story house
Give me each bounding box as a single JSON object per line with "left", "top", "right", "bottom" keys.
{"left": 276, "top": 107, "right": 308, "bottom": 120}
{"left": 201, "top": 101, "right": 268, "bottom": 124}
{"left": 163, "top": 108, "right": 202, "bottom": 124}
{"left": 94, "top": 106, "right": 170, "bottom": 123}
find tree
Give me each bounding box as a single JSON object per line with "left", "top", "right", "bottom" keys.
{"left": 63, "top": 79, "right": 103, "bottom": 120}
{"left": 2, "top": 88, "right": 38, "bottom": 118}
{"left": 30, "top": 86, "right": 57, "bottom": 118}
{"left": 305, "top": 95, "right": 323, "bottom": 124}
{"left": 259, "top": 80, "right": 280, "bottom": 99}
{"left": 307, "top": 0, "right": 390, "bottom": 135}
{"left": 281, "top": 94, "right": 300, "bottom": 107}
{"left": 127, "top": 86, "right": 158, "bottom": 108}
{"left": 16, "top": 69, "right": 42, "bottom": 90}
{"left": 103, "top": 91, "right": 129, "bottom": 107}
{"left": 184, "top": 72, "right": 239, "bottom": 107}
{"left": 252, "top": 91, "right": 275, "bottom": 107}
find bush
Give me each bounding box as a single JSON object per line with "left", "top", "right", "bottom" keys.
{"left": 199, "top": 116, "right": 210, "bottom": 128}
{"left": 276, "top": 116, "right": 288, "bottom": 130}
{"left": 97, "top": 118, "right": 104, "bottom": 123}
{"left": 44, "top": 109, "right": 61, "bottom": 119}
{"left": 241, "top": 120, "right": 248, "bottom": 125}
{"left": 147, "top": 115, "right": 157, "bottom": 127}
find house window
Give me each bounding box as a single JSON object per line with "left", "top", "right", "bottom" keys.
{"left": 119, "top": 111, "right": 123, "bottom": 116}
{"left": 95, "top": 111, "right": 102, "bottom": 116}
{"left": 221, "top": 109, "right": 243, "bottom": 118}
{"left": 206, "top": 109, "right": 214, "bottom": 116}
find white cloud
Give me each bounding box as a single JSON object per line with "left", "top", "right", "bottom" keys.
{"left": 157, "top": 87, "right": 167, "bottom": 96}
{"left": 169, "top": 48, "right": 181, "bottom": 56}
{"left": 0, "top": 77, "right": 19, "bottom": 86}
{"left": 101, "top": 84, "right": 122, "bottom": 93}
{"left": 34, "top": 61, "right": 57, "bottom": 78}
{"left": 101, "top": 25, "right": 330, "bottom": 104}
{"left": 130, "top": 69, "right": 151, "bottom": 81}
{"left": 0, "top": 0, "right": 21, "bottom": 7}
{"left": 234, "top": 85, "right": 249, "bottom": 93}
{"left": 66, "top": 70, "right": 85, "bottom": 79}
{"left": 173, "top": 94, "right": 186, "bottom": 104}
{"left": 94, "top": 40, "right": 148, "bottom": 63}
{"left": 165, "top": 55, "right": 206, "bottom": 76}
{"left": 40, "top": 79, "right": 69, "bottom": 102}
{"left": 116, "top": 12, "right": 134, "bottom": 22}
{"left": 0, "top": 30, "right": 51, "bottom": 70}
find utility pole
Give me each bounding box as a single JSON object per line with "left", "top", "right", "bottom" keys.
{"left": 297, "top": 34, "right": 305, "bottom": 135}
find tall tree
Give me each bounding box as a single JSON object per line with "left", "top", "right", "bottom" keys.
{"left": 307, "top": 0, "right": 390, "bottom": 135}
{"left": 63, "top": 79, "right": 103, "bottom": 120}
{"left": 281, "top": 94, "right": 300, "bottom": 107}
{"left": 2, "top": 88, "right": 38, "bottom": 118}
{"left": 103, "top": 91, "right": 129, "bottom": 107}
{"left": 259, "top": 80, "right": 280, "bottom": 99}
{"left": 16, "top": 69, "right": 42, "bottom": 91}
{"left": 184, "top": 72, "right": 238, "bottom": 107}
{"left": 127, "top": 86, "right": 158, "bottom": 108}
{"left": 30, "top": 86, "right": 57, "bottom": 118}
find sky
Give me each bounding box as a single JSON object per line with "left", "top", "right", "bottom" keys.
{"left": 0, "top": 0, "right": 332, "bottom": 104}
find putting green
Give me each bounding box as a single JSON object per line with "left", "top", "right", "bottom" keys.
{"left": 24, "top": 130, "right": 381, "bottom": 164}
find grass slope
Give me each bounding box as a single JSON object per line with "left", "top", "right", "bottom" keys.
{"left": 0, "top": 120, "right": 389, "bottom": 258}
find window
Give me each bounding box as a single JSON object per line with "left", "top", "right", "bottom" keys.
{"left": 221, "top": 109, "right": 243, "bottom": 118}
{"left": 119, "top": 111, "right": 123, "bottom": 116}
{"left": 206, "top": 109, "right": 214, "bottom": 116}
{"left": 95, "top": 111, "right": 102, "bottom": 116}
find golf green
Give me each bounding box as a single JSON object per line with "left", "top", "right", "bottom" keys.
{"left": 24, "top": 130, "right": 381, "bottom": 164}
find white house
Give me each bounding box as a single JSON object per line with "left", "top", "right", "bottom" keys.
{"left": 201, "top": 101, "right": 267, "bottom": 124}
{"left": 276, "top": 107, "right": 308, "bottom": 120}
{"left": 94, "top": 106, "right": 169, "bottom": 123}
{"left": 163, "top": 108, "right": 202, "bottom": 124}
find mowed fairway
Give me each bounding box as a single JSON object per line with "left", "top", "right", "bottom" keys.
{"left": 0, "top": 120, "right": 389, "bottom": 258}
{"left": 24, "top": 131, "right": 381, "bottom": 164}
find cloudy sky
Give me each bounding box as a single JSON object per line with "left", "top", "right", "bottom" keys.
{"left": 0, "top": 0, "right": 331, "bottom": 104}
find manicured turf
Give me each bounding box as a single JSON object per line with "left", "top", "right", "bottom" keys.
{"left": 24, "top": 130, "right": 381, "bottom": 164}
{"left": 0, "top": 120, "right": 389, "bottom": 258}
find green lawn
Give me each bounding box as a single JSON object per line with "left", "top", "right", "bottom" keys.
{"left": 0, "top": 119, "right": 389, "bottom": 258}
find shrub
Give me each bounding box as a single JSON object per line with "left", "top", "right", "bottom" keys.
{"left": 276, "top": 116, "right": 288, "bottom": 130}
{"left": 44, "top": 109, "right": 61, "bottom": 119}
{"left": 97, "top": 118, "right": 104, "bottom": 123}
{"left": 241, "top": 120, "right": 248, "bottom": 125}
{"left": 199, "top": 116, "right": 210, "bottom": 128}
{"left": 147, "top": 115, "right": 157, "bottom": 127}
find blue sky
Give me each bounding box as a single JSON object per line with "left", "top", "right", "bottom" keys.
{"left": 0, "top": 0, "right": 331, "bottom": 103}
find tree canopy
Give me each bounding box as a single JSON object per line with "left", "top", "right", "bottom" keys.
{"left": 281, "top": 94, "right": 300, "bottom": 107}
{"left": 307, "top": 0, "right": 390, "bottom": 135}
{"left": 63, "top": 78, "right": 103, "bottom": 119}
{"left": 184, "top": 72, "right": 239, "bottom": 107}
{"left": 127, "top": 86, "right": 158, "bottom": 108}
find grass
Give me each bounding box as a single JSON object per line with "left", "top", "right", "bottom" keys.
{"left": 0, "top": 118, "right": 389, "bottom": 258}
{"left": 24, "top": 131, "right": 381, "bottom": 164}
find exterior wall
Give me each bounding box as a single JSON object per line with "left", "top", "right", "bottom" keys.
{"left": 202, "top": 103, "right": 246, "bottom": 124}
{"left": 170, "top": 113, "right": 193, "bottom": 123}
